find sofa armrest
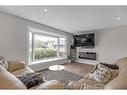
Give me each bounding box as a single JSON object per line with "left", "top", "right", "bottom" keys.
{"left": 8, "top": 60, "right": 26, "bottom": 72}
{"left": 104, "top": 73, "right": 127, "bottom": 89}
{"left": 68, "top": 74, "right": 92, "bottom": 89}
{"left": 0, "top": 65, "right": 27, "bottom": 89}
{"left": 88, "top": 64, "right": 98, "bottom": 74}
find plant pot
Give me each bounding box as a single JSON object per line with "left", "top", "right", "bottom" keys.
{"left": 68, "top": 60, "right": 71, "bottom": 63}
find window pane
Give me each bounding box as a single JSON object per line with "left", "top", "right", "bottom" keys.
{"left": 34, "top": 34, "right": 58, "bottom": 60}
{"left": 59, "top": 37, "right": 66, "bottom": 57}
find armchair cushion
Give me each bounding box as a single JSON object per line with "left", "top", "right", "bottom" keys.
{"left": 12, "top": 67, "right": 34, "bottom": 76}
{"left": 8, "top": 60, "right": 26, "bottom": 72}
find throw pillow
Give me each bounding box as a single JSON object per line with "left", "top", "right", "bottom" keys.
{"left": 0, "top": 56, "right": 8, "bottom": 70}
{"left": 17, "top": 72, "right": 44, "bottom": 89}
{"left": 99, "top": 63, "right": 119, "bottom": 80}
{"left": 99, "top": 63, "right": 119, "bottom": 70}
{"left": 89, "top": 64, "right": 112, "bottom": 84}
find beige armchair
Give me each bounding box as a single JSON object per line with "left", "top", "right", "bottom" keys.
{"left": 68, "top": 57, "right": 127, "bottom": 89}
{"left": 0, "top": 60, "right": 64, "bottom": 89}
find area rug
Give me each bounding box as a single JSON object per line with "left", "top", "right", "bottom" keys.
{"left": 42, "top": 70, "right": 83, "bottom": 88}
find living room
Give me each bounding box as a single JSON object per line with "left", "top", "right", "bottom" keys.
{"left": 0, "top": 5, "right": 127, "bottom": 92}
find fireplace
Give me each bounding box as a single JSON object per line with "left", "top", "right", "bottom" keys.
{"left": 78, "top": 52, "right": 96, "bottom": 60}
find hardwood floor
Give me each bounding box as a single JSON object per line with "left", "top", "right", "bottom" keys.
{"left": 63, "top": 62, "right": 95, "bottom": 76}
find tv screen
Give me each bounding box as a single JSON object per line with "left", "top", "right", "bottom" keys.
{"left": 73, "top": 33, "right": 95, "bottom": 48}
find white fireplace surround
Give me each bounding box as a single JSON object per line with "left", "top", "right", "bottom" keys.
{"left": 75, "top": 25, "right": 127, "bottom": 65}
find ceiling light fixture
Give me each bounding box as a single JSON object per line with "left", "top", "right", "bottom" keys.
{"left": 77, "top": 27, "right": 81, "bottom": 29}
{"left": 44, "top": 9, "right": 48, "bottom": 12}
{"left": 116, "top": 17, "right": 120, "bottom": 20}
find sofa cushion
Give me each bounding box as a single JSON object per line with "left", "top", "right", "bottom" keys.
{"left": 17, "top": 72, "right": 44, "bottom": 89}
{"left": 8, "top": 60, "right": 26, "bottom": 72}
{"left": 0, "top": 65, "right": 26, "bottom": 89}
{"left": 12, "top": 67, "right": 34, "bottom": 76}
{"left": 0, "top": 56, "right": 8, "bottom": 70}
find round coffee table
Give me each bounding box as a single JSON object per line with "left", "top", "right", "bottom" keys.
{"left": 49, "top": 65, "right": 65, "bottom": 71}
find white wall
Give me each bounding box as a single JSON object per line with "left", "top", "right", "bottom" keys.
{"left": 1, "top": 10, "right": 127, "bottom": 69}
{"left": 76, "top": 25, "right": 127, "bottom": 64}
{"left": 0, "top": 11, "right": 72, "bottom": 71}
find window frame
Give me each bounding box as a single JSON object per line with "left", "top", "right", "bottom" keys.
{"left": 28, "top": 29, "right": 67, "bottom": 64}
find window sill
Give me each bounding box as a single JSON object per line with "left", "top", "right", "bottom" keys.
{"left": 29, "top": 57, "right": 67, "bottom": 65}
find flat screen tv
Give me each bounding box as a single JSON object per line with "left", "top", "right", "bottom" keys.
{"left": 73, "top": 33, "right": 95, "bottom": 48}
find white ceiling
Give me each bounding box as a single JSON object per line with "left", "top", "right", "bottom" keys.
{"left": 0, "top": 6, "right": 127, "bottom": 33}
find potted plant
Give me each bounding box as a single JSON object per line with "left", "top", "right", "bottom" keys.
{"left": 67, "top": 55, "right": 72, "bottom": 63}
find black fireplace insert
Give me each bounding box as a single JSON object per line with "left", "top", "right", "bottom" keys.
{"left": 78, "top": 52, "right": 96, "bottom": 60}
